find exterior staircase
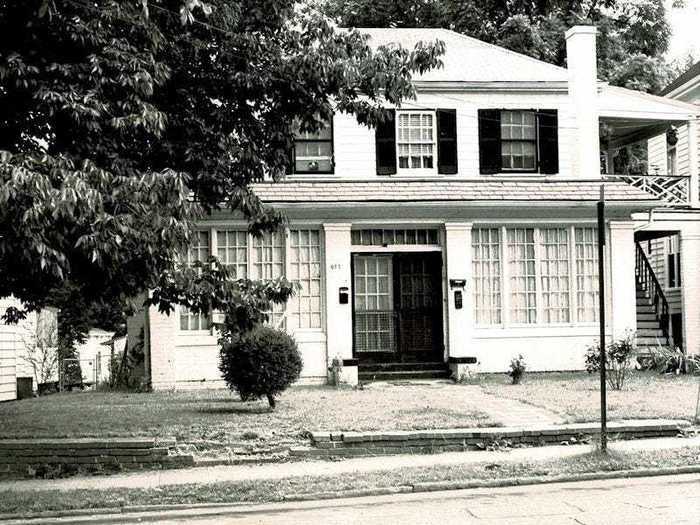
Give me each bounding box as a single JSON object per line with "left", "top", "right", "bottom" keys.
{"left": 358, "top": 362, "right": 451, "bottom": 382}
{"left": 635, "top": 242, "right": 670, "bottom": 354}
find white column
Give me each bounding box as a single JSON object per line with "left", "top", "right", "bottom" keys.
{"left": 680, "top": 230, "right": 700, "bottom": 357}
{"left": 687, "top": 118, "right": 698, "bottom": 208}
{"left": 322, "top": 223, "right": 353, "bottom": 365}
{"left": 565, "top": 26, "right": 600, "bottom": 178}
{"left": 146, "top": 306, "right": 177, "bottom": 390}
{"left": 608, "top": 221, "right": 637, "bottom": 340}
{"left": 444, "top": 223, "right": 473, "bottom": 360}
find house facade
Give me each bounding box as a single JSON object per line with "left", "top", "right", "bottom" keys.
{"left": 641, "top": 61, "right": 700, "bottom": 353}
{"left": 130, "top": 26, "right": 700, "bottom": 390}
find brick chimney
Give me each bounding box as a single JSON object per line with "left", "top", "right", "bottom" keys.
{"left": 566, "top": 26, "right": 600, "bottom": 178}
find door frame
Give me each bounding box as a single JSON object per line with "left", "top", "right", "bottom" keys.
{"left": 351, "top": 251, "right": 444, "bottom": 363}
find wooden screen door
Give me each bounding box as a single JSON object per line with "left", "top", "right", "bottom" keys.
{"left": 352, "top": 255, "right": 396, "bottom": 357}
{"left": 353, "top": 253, "right": 443, "bottom": 362}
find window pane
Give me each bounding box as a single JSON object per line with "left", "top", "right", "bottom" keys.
{"left": 540, "top": 228, "right": 570, "bottom": 323}
{"left": 575, "top": 228, "right": 598, "bottom": 322}
{"left": 472, "top": 228, "right": 502, "bottom": 325}
{"left": 507, "top": 228, "right": 536, "bottom": 324}
{"left": 180, "top": 231, "right": 211, "bottom": 331}
{"left": 288, "top": 229, "right": 322, "bottom": 329}
{"left": 396, "top": 111, "right": 436, "bottom": 170}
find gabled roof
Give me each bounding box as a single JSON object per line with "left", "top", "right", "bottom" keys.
{"left": 660, "top": 60, "right": 700, "bottom": 96}
{"left": 359, "top": 28, "right": 568, "bottom": 83}
{"left": 253, "top": 180, "right": 657, "bottom": 204}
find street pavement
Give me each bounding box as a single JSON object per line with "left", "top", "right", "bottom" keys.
{"left": 43, "top": 473, "right": 700, "bottom": 525}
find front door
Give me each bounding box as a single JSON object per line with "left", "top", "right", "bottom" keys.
{"left": 352, "top": 253, "right": 443, "bottom": 362}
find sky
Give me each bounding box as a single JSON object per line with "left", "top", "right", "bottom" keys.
{"left": 667, "top": 0, "right": 700, "bottom": 62}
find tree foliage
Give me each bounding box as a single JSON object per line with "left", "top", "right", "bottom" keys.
{"left": 0, "top": 1, "right": 443, "bottom": 330}
{"left": 323, "top": 0, "right": 679, "bottom": 92}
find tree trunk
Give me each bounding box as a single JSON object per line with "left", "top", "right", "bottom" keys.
{"left": 266, "top": 393, "right": 276, "bottom": 410}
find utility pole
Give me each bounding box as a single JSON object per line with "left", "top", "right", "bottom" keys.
{"left": 597, "top": 185, "right": 608, "bottom": 452}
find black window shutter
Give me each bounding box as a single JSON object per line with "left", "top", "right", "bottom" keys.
{"left": 375, "top": 109, "right": 396, "bottom": 175}
{"left": 667, "top": 253, "right": 675, "bottom": 287}
{"left": 677, "top": 254, "right": 681, "bottom": 286}
{"left": 286, "top": 144, "right": 294, "bottom": 175}
{"left": 437, "top": 109, "right": 458, "bottom": 174}
{"left": 537, "top": 109, "right": 559, "bottom": 174}
{"left": 478, "top": 109, "right": 501, "bottom": 174}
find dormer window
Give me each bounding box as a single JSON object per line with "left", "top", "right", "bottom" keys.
{"left": 291, "top": 119, "right": 334, "bottom": 174}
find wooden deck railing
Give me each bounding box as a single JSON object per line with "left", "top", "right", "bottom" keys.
{"left": 611, "top": 173, "right": 691, "bottom": 206}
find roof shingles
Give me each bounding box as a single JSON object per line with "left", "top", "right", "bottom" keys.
{"left": 252, "top": 180, "right": 657, "bottom": 204}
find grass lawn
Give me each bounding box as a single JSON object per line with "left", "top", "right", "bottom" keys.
{"left": 0, "top": 382, "right": 494, "bottom": 444}
{"left": 481, "top": 371, "right": 700, "bottom": 423}
{"left": 1, "top": 446, "right": 698, "bottom": 515}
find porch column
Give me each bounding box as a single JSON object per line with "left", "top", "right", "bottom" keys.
{"left": 688, "top": 118, "right": 698, "bottom": 208}
{"left": 608, "top": 221, "right": 637, "bottom": 340}
{"left": 444, "top": 223, "right": 474, "bottom": 377}
{"left": 680, "top": 229, "right": 700, "bottom": 358}
{"left": 322, "top": 223, "right": 356, "bottom": 384}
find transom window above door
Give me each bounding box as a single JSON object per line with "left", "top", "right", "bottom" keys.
{"left": 397, "top": 111, "right": 436, "bottom": 171}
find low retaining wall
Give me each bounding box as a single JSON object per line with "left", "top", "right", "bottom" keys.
{"left": 297, "top": 420, "right": 691, "bottom": 457}
{"left": 0, "top": 438, "right": 194, "bottom": 478}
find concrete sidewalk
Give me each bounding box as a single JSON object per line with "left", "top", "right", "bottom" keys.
{"left": 3, "top": 435, "right": 699, "bottom": 493}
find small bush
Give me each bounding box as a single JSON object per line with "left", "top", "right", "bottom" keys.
{"left": 219, "top": 325, "right": 302, "bottom": 409}
{"left": 584, "top": 332, "right": 635, "bottom": 390}
{"left": 507, "top": 354, "right": 526, "bottom": 384}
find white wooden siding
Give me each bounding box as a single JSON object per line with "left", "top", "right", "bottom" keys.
{"left": 0, "top": 302, "right": 17, "bottom": 402}
{"left": 326, "top": 91, "right": 575, "bottom": 179}
{"left": 648, "top": 122, "right": 699, "bottom": 176}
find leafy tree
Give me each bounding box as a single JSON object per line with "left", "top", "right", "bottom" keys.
{"left": 1, "top": 1, "right": 443, "bottom": 329}
{"left": 323, "top": 0, "right": 678, "bottom": 92}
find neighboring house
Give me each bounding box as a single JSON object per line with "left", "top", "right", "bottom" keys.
{"left": 0, "top": 298, "right": 58, "bottom": 400}
{"left": 75, "top": 328, "right": 115, "bottom": 385}
{"left": 643, "top": 61, "right": 700, "bottom": 352}
{"left": 129, "top": 26, "right": 699, "bottom": 390}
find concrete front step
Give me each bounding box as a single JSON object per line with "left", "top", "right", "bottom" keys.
{"left": 359, "top": 370, "right": 451, "bottom": 381}
{"left": 636, "top": 336, "right": 668, "bottom": 345}
{"left": 293, "top": 420, "right": 691, "bottom": 458}
{"left": 637, "top": 313, "right": 659, "bottom": 322}
{"left": 637, "top": 328, "right": 664, "bottom": 337}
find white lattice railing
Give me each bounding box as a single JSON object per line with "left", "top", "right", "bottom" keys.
{"left": 614, "top": 174, "right": 691, "bottom": 206}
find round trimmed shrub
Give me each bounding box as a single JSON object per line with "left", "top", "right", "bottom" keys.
{"left": 219, "top": 326, "right": 302, "bottom": 409}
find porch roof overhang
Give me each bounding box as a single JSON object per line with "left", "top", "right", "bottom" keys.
{"left": 598, "top": 85, "right": 699, "bottom": 148}
{"left": 252, "top": 179, "right": 658, "bottom": 215}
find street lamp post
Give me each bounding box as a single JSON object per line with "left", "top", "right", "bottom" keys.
{"left": 597, "top": 185, "right": 608, "bottom": 452}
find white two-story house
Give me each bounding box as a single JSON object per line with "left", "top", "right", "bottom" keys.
{"left": 129, "top": 26, "right": 700, "bottom": 389}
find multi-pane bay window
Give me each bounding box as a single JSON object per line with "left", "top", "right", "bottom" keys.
{"left": 472, "top": 226, "right": 598, "bottom": 326}
{"left": 180, "top": 231, "right": 211, "bottom": 331}
{"left": 181, "top": 228, "right": 323, "bottom": 332}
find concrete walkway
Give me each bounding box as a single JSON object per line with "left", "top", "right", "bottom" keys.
{"left": 3, "top": 435, "right": 699, "bottom": 493}
{"left": 471, "top": 387, "right": 564, "bottom": 426}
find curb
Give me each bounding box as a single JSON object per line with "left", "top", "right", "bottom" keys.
{"left": 2, "top": 465, "right": 700, "bottom": 523}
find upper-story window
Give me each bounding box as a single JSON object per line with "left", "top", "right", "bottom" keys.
{"left": 375, "top": 109, "right": 458, "bottom": 175}
{"left": 478, "top": 109, "right": 558, "bottom": 175}
{"left": 666, "top": 144, "right": 677, "bottom": 176}
{"left": 500, "top": 111, "right": 537, "bottom": 171}
{"left": 291, "top": 119, "right": 333, "bottom": 174}
{"left": 397, "top": 111, "right": 435, "bottom": 172}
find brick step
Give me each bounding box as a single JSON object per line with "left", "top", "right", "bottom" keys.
{"left": 359, "top": 362, "right": 447, "bottom": 373}
{"left": 358, "top": 370, "right": 451, "bottom": 381}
